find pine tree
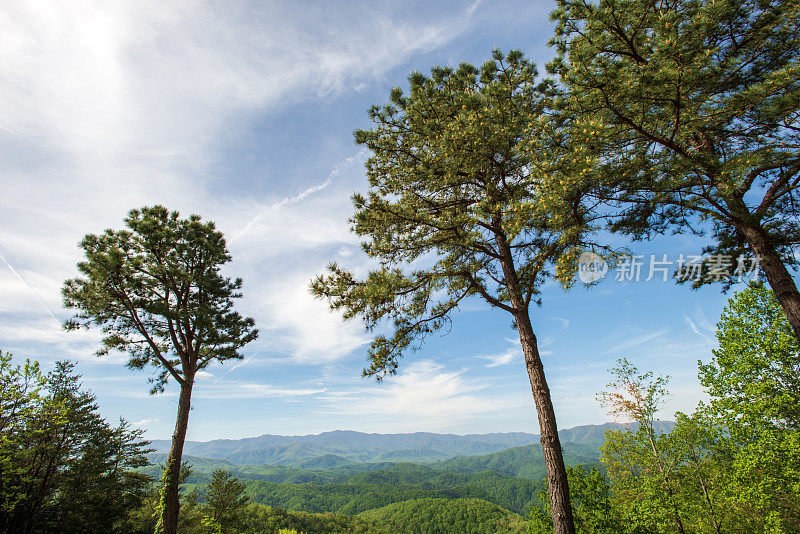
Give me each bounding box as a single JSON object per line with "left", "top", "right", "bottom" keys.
{"left": 549, "top": 0, "right": 800, "bottom": 338}
{"left": 62, "top": 206, "right": 258, "bottom": 534}
{"left": 311, "top": 50, "right": 612, "bottom": 534}
{"left": 205, "top": 470, "right": 249, "bottom": 533}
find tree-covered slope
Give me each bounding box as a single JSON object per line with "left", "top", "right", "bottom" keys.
{"left": 358, "top": 498, "right": 528, "bottom": 534}
{"left": 240, "top": 464, "right": 545, "bottom": 516}
{"left": 437, "top": 442, "right": 602, "bottom": 480}
{"left": 557, "top": 422, "right": 676, "bottom": 448}
{"left": 240, "top": 504, "right": 385, "bottom": 533}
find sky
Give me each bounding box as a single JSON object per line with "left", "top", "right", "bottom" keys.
{"left": 0, "top": 0, "right": 744, "bottom": 441}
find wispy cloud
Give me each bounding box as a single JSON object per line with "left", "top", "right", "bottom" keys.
{"left": 600, "top": 328, "right": 669, "bottom": 356}
{"left": 317, "top": 360, "right": 528, "bottom": 430}
{"left": 477, "top": 346, "right": 520, "bottom": 368}
{"left": 0, "top": 1, "right": 475, "bottom": 366}
{"left": 232, "top": 178, "right": 333, "bottom": 241}
{"left": 0, "top": 249, "right": 60, "bottom": 323}
{"left": 194, "top": 381, "right": 326, "bottom": 399}
{"left": 684, "top": 313, "right": 714, "bottom": 344}
{"left": 133, "top": 418, "right": 159, "bottom": 427}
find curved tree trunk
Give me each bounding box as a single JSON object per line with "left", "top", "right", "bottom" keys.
{"left": 741, "top": 225, "right": 800, "bottom": 341}
{"left": 159, "top": 379, "right": 193, "bottom": 534}
{"left": 517, "top": 309, "right": 576, "bottom": 534}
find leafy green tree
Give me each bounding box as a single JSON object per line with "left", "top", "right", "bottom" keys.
{"left": 549, "top": 0, "right": 800, "bottom": 339}
{"left": 0, "top": 357, "right": 151, "bottom": 534}
{"left": 597, "top": 286, "right": 800, "bottom": 533}
{"left": 311, "top": 49, "right": 611, "bottom": 534}
{"left": 62, "top": 205, "right": 258, "bottom": 534}
{"left": 701, "top": 281, "right": 800, "bottom": 430}
{"left": 205, "top": 470, "right": 250, "bottom": 533}
{"left": 598, "top": 359, "right": 687, "bottom": 533}
{"left": 699, "top": 282, "right": 800, "bottom": 530}
{"left": 0, "top": 352, "right": 42, "bottom": 529}
{"left": 666, "top": 410, "right": 729, "bottom": 534}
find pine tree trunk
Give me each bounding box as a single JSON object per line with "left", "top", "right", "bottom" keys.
{"left": 517, "top": 309, "right": 576, "bottom": 534}
{"left": 159, "top": 379, "right": 193, "bottom": 534}
{"left": 741, "top": 225, "right": 800, "bottom": 340}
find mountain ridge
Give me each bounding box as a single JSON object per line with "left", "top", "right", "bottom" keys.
{"left": 147, "top": 421, "right": 673, "bottom": 466}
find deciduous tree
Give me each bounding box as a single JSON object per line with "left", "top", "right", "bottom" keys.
{"left": 599, "top": 359, "right": 686, "bottom": 533}
{"left": 700, "top": 282, "right": 800, "bottom": 530}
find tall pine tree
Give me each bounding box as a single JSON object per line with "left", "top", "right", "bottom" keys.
{"left": 312, "top": 50, "right": 611, "bottom": 534}
{"left": 550, "top": 0, "right": 800, "bottom": 337}
{"left": 62, "top": 206, "right": 257, "bottom": 534}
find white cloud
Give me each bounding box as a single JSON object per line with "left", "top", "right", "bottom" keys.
{"left": 250, "top": 271, "right": 370, "bottom": 363}
{"left": 477, "top": 346, "right": 520, "bottom": 368}
{"left": 194, "top": 381, "right": 326, "bottom": 399}
{"left": 600, "top": 328, "right": 670, "bottom": 356}
{"left": 318, "top": 360, "right": 528, "bottom": 429}
{"left": 133, "top": 418, "right": 159, "bottom": 427}
{"left": 0, "top": 1, "right": 479, "bottom": 365}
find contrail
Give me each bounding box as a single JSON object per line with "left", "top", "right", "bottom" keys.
{"left": 215, "top": 356, "right": 253, "bottom": 382}
{"left": 0, "top": 249, "right": 60, "bottom": 325}
{"left": 233, "top": 178, "right": 332, "bottom": 241}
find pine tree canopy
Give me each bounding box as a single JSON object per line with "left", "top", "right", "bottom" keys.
{"left": 549, "top": 0, "right": 800, "bottom": 283}
{"left": 311, "top": 50, "right": 609, "bottom": 379}
{"left": 62, "top": 205, "right": 258, "bottom": 391}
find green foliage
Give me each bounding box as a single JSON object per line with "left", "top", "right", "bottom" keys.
{"left": 0, "top": 352, "right": 42, "bottom": 522}
{"left": 699, "top": 282, "right": 800, "bottom": 531}
{"left": 528, "top": 467, "right": 621, "bottom": 534}
{"left": 597, "top": 283, "right": 800, "bottom": 532}
{"left": 438, "top": 442, "right": 602, "bottom": 480}
{"left": 241, "top": 504, "right": 380, "bottom": 534}
{"left": 62, "top": 205, "right": 258, "bottom": 393}
{"left": 205, "top": 469, "right": 250, "bottom": 533}
{"left": 311, "top": 49, "right": 602, "bottom": 378}
{"left": 0, "top": 355, "right": 151, "bottom": 534}
{"left": 700, "top": 281, "right": 800, "bottom": 430}
{"left": 358, "top": 497, "right": 527, "bottom": 534}
{"left": 599, "top": 360, "right": 691, "bottom": 533}
{"left": 240, "top": 464, "right": 545, "bottom": 516}
{"left": 154, "top": 458, "right": 182, "bottom": 534}
{"left": 550, "top": 0, "right": 800, "bottom": 286}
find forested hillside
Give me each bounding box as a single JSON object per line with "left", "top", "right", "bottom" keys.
{"left": 142, "top": 462, "right": 547, "bottom": 516}
{"left": 146, "top": 423, "right": 649, "bottom": 468}
{"left": 358, "top": 498, "right": 528, "bottom": 533}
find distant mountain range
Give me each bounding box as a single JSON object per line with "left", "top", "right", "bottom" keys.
{"left": 148, "top": 421, "right": 675, "bottom": 468}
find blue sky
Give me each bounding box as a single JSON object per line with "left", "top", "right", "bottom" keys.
{"left": 0, "top": 0, "right": 742, "bottom": 441}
